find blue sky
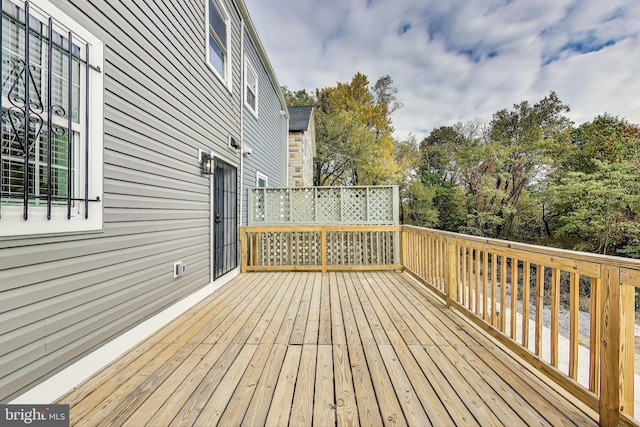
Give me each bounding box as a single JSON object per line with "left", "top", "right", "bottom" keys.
{"left": 244, "top": 0, "right": 640, "bottom": 140}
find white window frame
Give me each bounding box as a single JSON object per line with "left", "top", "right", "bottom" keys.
{"left": 256, "top": 172, "right": 268, "bottom": 188}
{"left": 0, "top": 0, "right": 104, "bottom": 237}
{"left": 244, "top": 55, "right": 258, "bottom": 117}
{"left": 205, "top": 0, "right": 232, "bottom": 91}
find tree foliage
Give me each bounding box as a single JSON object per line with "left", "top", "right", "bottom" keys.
{"left": 312, "top": 73, "right": 399, "bottom": 186}
{"left": 283, "top": 78, "right": 640, "bottom": 259}
{"left": 546, "top": 115, "right": 640, "bottom": 256}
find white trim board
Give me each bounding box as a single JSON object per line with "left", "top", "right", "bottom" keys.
{"left": 10, "top": 269, "right": 239, "bottom": 404}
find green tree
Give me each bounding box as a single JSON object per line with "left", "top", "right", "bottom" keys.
{"left": 549, "top": 160, "right": 640, "bottom": 255}
{"left": 545, "top": 115, "right": 640, "bottom": 256}
{"left": 313, "top": 72, "right": 399, "bottom": 186}
{"left": 416, "top": 125, "right": 468, "bottom": 231}
{"left": 282, "top": 86, "right": 315, "bottom": 106}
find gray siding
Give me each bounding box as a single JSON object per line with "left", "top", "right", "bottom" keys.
{"left": 0, "top": 0, "right": 245, "bottom": 401}
{"left": 241, "top": 29, "right": 288, "bottom": 225}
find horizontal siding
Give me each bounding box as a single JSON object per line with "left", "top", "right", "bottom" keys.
{"left": 0, "top": 0, "right": 246, "bottom": 401}
{"left": 241, "top": 29, "right": 288, "bottom": 225}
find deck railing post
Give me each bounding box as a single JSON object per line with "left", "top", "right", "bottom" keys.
{"left": 240, "top": 228, "right": 248, "bottom": 273}
{"left": 321, "top": 227, "right": 327, "bottom": 274}
{"left": 445, "top": 238, "right": 458, "bottom": 307}
{"left": 599, "top": 265, "right": 635, "bottom": 425}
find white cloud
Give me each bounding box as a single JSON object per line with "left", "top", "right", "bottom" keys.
{"left": 245, "top": 0, "right": 640, "bottom": 140}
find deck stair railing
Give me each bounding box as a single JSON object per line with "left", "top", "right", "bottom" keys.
{"left": 240, "top": 223, "right": 640, "bottom": 426}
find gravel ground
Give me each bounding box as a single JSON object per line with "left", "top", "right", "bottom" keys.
{"left": 513, "top": 298, "right": 593, "bottom": 343}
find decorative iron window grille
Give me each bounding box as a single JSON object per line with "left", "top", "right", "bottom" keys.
{"left": 1, "top": 0, "right": 101, "bottom": 222}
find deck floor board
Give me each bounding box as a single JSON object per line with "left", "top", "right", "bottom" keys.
{"left": 58, "top": 271, "right": 598, "bottom": 426}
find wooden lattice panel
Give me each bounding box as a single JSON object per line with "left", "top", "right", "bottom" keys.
{"left": 248, "top": 186, "right": 398, "bottom": 225}
{"left": 368, "top": 187, "right": 394, "bottom": 222}
{"left": 341, "top": 188, "right": 367, "bottom": 222}
{"left": 252, "top": 191, "right": 265, "bottom": 223}
{"left": 290, "top": 188, "right": 316, "bottom": 223}
{"left": 264, "top": 189, "right": 290, "bottom": 223}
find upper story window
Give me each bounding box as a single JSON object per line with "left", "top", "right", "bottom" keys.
{"left": 206, "top": 0, "right": 230, "bottom": 88}
{"left": 1, "top": 0, "right": 104, "bottom": 236}
{"left": 244, "top": 56, "right": 258, "bottom": 115}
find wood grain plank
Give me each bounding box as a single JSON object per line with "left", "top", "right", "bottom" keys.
{"left": 522, "top": 261, "right": 531, "bottom": 348}
{"left": 217, "top": 343, "right": 274, "bottom": 426}
{"left": 385, "top": 274, "right": 508, "bottom": 425}
{"left": 475, "top": 249, "right": 481, "bottom": 316}
{"left": 482, "top": 251, "right": 489, "bottom": 321}
{"left": 491, "top": 253, "right": 498, "bottom": 326}
{"left": 378, "top": 345, "right": 432, "bottom": 426}
{"left": 391, "top": 343, "right": 454, "bottom": 426}
{"left": 314, "top": 345, "right": 336, "bottom": 427}
{"left": 121, "top": 344, "right": 213, "bottom": 426}
{"left": 589, "top": 277, "right": 601, "bottom": 392}
{"left": 145, "top": 341, "right": 232, "bottom": 426}
{"left": 259, "top": 272, "right": 300, "bottom": 344}
{"left": 246, "top": 272, "right": 296, "bottom": 344}
{"left": 274, "top": 273, "right": 310, "bottom": 345}
{"left": 369, "top": 271, "right": 433, "bottom": 346}
{"left": 290, "top": 274, "right": 314, "bottom": 344}
{"left": 60, "top": 273, "right": 258, "bottom": 411}
{"left": 511, "top": 258, "right": 518, "bottom": 339}
{"left": 318, "top": 272, "right": 332, "bottom": 345}
{"left": 336, "top": 272, "right": 385, "bottom": 427}
{"left": 535, "top": 264, "right": 545, "bottom": 358}
{"left": 100, "top": 343, "right": 200, "bottom": 425}
{"left": 500, "top": 255, "right": 507, "bottom": 332}
{"left": 242, "top": 344, "right": 288, "bottom": 427}
{"left": 303, "top": 272, "right": 323, "bottom": 344}
{"left": 194, "top": 344, "right": 258, "bottom": 427}
{"left": 569, "top": 272, "right": 579, "bottom": 380}
{"left": 330, "top": 272, "right": 347, "bottom": 346}
{"left": 407, "top": 345, "right": 479, "bottom": 426}
{"left": 264, "top": 345, "right": 302, "bottom": 427}
{"left": 168, "top": 343, "right": 244, "bottom": 427}
{"left": 70, "top": 342, "right": 190, "bottom": 426}
{"left": 343, "top": 273, "right": 407, "bottom": 426}
{"left": 333, "top": 343, "right": 359, "bottom": 427}
{"left": 289, "top": 344, "right": 317, "bottom": 426}
{"left": 350, "top": 273, "right": 392, "bottom": 346}
{"left": 550, "top": 268, "right": 561, "bottom": 367}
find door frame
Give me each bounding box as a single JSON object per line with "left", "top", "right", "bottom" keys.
{"left": 206, "top": 151, "right": 240, "bottom": 283}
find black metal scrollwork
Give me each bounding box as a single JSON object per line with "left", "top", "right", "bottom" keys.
{"left": 2, "top": 57, "right": 67, "bottom": 158}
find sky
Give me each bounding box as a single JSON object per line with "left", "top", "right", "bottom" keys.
{"left": 243, "top": 0, "right": 640, "bottom": 141}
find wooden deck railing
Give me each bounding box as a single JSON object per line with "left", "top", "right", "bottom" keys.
{"left": 240, "top": 224, "right": 640, "bottom": 426}
{"left": 240, "top": 225, "right": 402, "bottom": 273}
{"left": 402, "top": 225, "right": 640, "bottom": 427}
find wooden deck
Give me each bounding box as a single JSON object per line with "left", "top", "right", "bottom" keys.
{"left": 57, "top": 271, "right": 598, "bottom": 426}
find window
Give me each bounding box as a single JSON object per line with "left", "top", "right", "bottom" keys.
{"left": 1, "top": 0, "right": 104, "bottom": 236}
{"left": 244, "top": 56, "right": 258, "bottom": 115}
{"left": 207, "top": 0, "right": 230, "bottom": 87}
{"left": 256, "top": 172, "right": 267, "bottom": 188}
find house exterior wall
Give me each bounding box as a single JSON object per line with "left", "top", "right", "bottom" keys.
{"left": 0, "top": 0, "right": 280, "bottom": 402}
{"left": 288, "top": 128, "right": 314, "bottom": 187}
{"left": 240, "top": 27, "right": 288, "bottom": 225}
